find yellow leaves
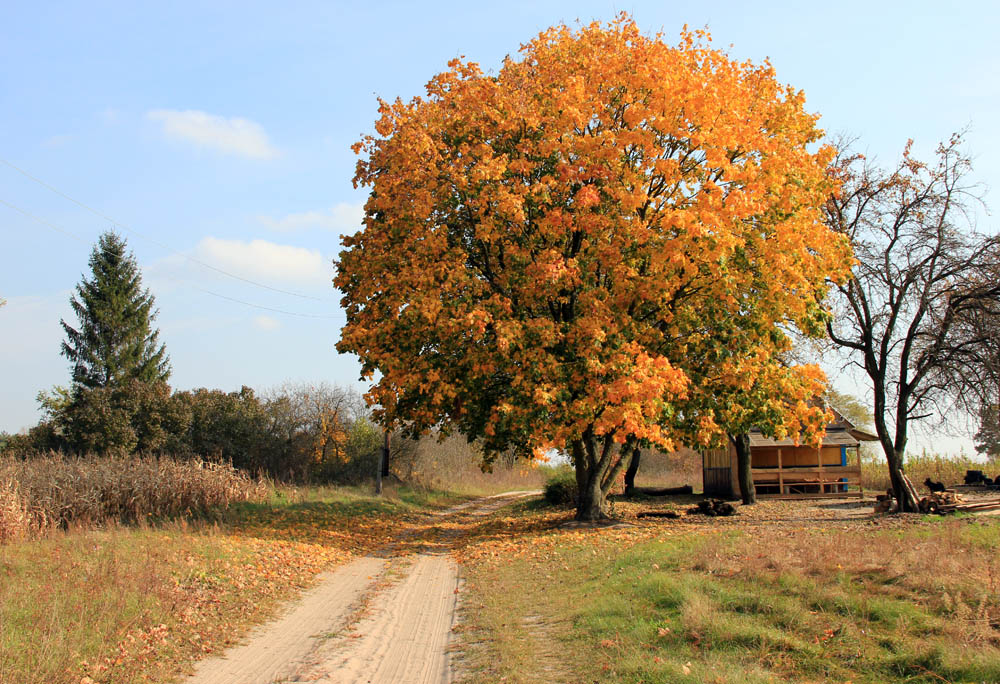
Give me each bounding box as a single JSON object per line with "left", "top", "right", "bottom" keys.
{"left": 336, "top": 13, "right": 852, "bottom": 453}
{"left": 573, "top": 185, "right": 601, "bottom": 209}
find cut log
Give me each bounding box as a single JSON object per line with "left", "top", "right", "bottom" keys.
{"left": 901, "top": 474, "right": 922, "bottom": 512}
{"left": 638, "top": 485, "right": 694, "bottom": 496}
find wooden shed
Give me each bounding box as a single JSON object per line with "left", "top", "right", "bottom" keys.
{"left": 702, "top": 413, "right": 878, "bottom": 500}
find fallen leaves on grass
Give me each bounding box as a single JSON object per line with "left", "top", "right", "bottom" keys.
{"left": 5, "top": 493, "right": 421, "bottom": 684}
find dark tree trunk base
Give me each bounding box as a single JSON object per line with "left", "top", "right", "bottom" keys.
{"left": 623, "top": 447, "right": 641, "bottom": 497}
{"left": 636, "top": 485, "right": 693, "bottom": 496}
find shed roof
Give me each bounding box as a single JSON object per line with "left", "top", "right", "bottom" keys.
{"left": 748, "top": 428, "right": 859, "bottom": 448}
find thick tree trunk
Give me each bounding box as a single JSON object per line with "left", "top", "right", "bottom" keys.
{"left": 623, "top": 447, "right": 641, "bottom": 497}
{"left": 732, "top": 433, "right": 756, "bottom": 505}
{"left": 576, "top": 465, "right": 607, "bottom": 521}
{"left": 884, "top": 442, "right": 918, "bottom": 512}
{"left": 873, "top": 395, "right": 915, "bottom": 512}
{"left": 887, "top": 460, "right": 911, "bottom": 511}
{"left": 571, "top": 431, "right": 633, "bottom": 521}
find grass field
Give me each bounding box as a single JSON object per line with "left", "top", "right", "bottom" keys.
{"left": 5, "top": 448, "right": 999, "bottom": 684}
{"left": 0, "top": 483, "right": 459, "bottom": 684}
{"left": 456, "top": 498, "right": 1000, "bottom": 684}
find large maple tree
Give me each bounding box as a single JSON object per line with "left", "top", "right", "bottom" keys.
{"left": 336, "top": 16, "right": 852, "bottom": 520}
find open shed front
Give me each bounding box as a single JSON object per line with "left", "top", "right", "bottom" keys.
{"left": 702, "top": 421, "right": 873, "bottom": 500}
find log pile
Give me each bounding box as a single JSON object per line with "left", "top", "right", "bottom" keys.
{"left": 686, "top": 499, "right": 737, "bottom": 517}
{"left": 928, "top": 497, "right": 1000, "bottom": 515}
{"left": 873, "top": 490, "right": 894, "bottom": 514}
{"left": 917, "top": 490, "right": 965, "bottom": 514}
{"left": 873, "top": 477, "right": 1000, "bottom": 515}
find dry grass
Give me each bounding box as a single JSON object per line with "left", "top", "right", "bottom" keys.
{"left": 0, "top": 484, "right": 443, "bottom": 684}
{"left": 456, "top": 498, "right": 1000, "bottom": 683}
{"left": 0, "top": 453, "right": 268, "bottom": 542}
{"left": 631, "top": 448, "right": 702, "bottom": 489}
{"left": 862, "top": 450, "right": 996, "bottom": 491}
{"left": 402, "top": 435, "right": 548, "bottom": 494}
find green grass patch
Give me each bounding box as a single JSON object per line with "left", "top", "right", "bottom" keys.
{"left": 458, "top": 512, "right": 1000, "bottom": 683}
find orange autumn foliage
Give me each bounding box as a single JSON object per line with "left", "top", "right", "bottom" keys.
{"left": 336, "top": 17, "right": 851, "bottom": 473}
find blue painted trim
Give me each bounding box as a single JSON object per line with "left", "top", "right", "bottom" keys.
{"left": 840, "top": 446, "right": 848, "bottom": 492}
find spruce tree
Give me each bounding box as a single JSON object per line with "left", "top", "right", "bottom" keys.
{"left": 61, "top": 231, "right": 170, "bottom": 389}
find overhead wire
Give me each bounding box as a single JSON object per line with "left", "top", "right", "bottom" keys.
{"left": 0, "top": 157, "right": 336, "bottom": 303}
{"left": 189, "top": 286, "right": 342, "bottom": 319}
{"left": 0, "top": 195, "right": 343, "bottom": 320}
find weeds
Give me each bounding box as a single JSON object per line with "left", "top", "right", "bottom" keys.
{"left": 0, "top": 483, "right": 438, "bottom": 684}
{"left": 0, "top": 453, "right": 268, "bottom": 542}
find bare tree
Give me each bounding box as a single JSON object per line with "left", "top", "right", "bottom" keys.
{"left": 824, "top": 133, "right": 1000, "bottom": 510}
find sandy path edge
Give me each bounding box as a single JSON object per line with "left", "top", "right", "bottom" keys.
{"left": 184, "top": 555, "right": 389, "bottom": 684}
{"left": 183, "top": 491, "right": 540, "bottom": 684}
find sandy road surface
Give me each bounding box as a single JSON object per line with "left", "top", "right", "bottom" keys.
{"left": 186, "top": 491, "right": 537, "bottom": 684}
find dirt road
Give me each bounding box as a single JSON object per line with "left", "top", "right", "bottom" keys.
{"left": 185, "top": 491, "right": 537, "bottom": 684}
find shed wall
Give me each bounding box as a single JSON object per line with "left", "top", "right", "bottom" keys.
{"left": 751, "top": 446, "right": 842, "bottom": 468}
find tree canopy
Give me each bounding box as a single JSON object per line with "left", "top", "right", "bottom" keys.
{"left": 336, "top": 16, "right": 852, "bottom": 519}
{"left": 61, "top": 231, "right": 170, "bottom": 389}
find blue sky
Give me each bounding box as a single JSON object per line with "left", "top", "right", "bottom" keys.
{"left": 2, "top": 1, "right": 998, "bottom": 454}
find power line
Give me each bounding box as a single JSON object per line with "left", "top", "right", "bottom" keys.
{"left": 0, "top": 197, "right": 90, "bottom": 245}
{"left": 0, "top": 196, "right": 343, "bottom": 320}
{"left": 191, "top": 286, "right": 342, "bottom": 319}
{"left": 0, "top": 157, "right": 335, "bottom": 302}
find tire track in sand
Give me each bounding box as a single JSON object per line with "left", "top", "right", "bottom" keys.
{"left": 186, "top": 491, "right": 538, "bottom": 684}
{"left": 184, "top": 556, "right": 390, "bottom": 684}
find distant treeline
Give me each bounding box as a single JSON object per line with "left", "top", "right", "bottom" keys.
{"left": 0, "top": 382, "right": 398, "bottom": 483}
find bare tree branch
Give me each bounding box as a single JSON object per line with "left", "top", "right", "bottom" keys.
{"left": 824, "top": 132, "right": 1000, "bottom": 509}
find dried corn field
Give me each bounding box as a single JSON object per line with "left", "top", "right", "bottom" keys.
{"left": 861, "top": 451, "right": 997, "bottom": 492}
{"left": 0, "top": 454, "right": 269, "bottom": 542}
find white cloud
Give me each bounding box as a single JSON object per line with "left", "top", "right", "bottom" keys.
{"left": 147, "top": 109, "right": 279, "bottom": 159}
{"left": 258, "top": 202, "right": 365, "bottom": 233}
{"left": 194, "top": 237, "right": 328, "bottom": 286}
{"left": 253, "top": 315, "right": 280, "bottom": 331}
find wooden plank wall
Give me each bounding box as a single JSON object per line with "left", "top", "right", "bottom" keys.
{"left": 702, "top": 447, "right": 732, "bottom": 496}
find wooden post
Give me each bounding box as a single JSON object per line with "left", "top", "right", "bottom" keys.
{"left": 817, "top": 446, "right": 824, "bottom": 494}
{"left": 777, "top": 448, "right": 784, "bottom": 495}
{"left": 856, "top": 446, "right": 863, "bottom": 497}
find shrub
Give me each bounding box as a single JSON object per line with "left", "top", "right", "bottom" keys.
{"left": 543, "top": 468, "right": 578, "bottom": 505}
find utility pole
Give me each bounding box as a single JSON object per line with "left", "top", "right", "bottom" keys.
{"left": 376, "top": 428, "right": 389, "bottom": 495}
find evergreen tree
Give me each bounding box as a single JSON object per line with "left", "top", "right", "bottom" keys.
{"left": 61, "top": 231, "right": 170, "bottom": 389}
{"left": 975, "top": 403, "right": 1000, "bottom": 460}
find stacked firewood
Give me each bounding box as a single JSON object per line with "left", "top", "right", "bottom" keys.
{"left": 873, "top": 477, "right": 1000, "bottom": 515}
{"left": 917, "top": 490, "right": 966, "bottom": 514}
